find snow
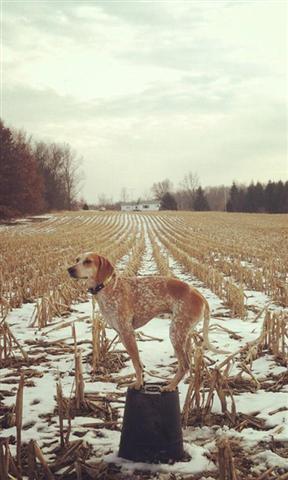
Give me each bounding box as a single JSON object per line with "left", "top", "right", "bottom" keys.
{"left": 0, "top": 213, "right": 287, "bottom": 478}
{"left": 252, "top": 450, "right": 288, "bottom": 470}
{"left": 105, "top": 441, "right": 215, "bottom": 476}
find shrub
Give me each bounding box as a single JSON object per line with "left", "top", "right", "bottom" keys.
{"left": 0, "top": 205, "right": 21, "bottom": 220}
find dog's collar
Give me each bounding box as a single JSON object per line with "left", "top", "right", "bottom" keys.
{"left": 88, "top": 272, "right": 115, "bottom": 295}
{"left": 88, "top": 283, "right": 105, "bottom": 295}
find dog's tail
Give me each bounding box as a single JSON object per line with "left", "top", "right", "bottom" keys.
{"left": 202, "top": 300, "right": 230, "bottom": 354}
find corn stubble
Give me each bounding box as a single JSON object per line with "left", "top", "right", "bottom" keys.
{"left": 0, "top": 211, "right": 287, "bottom": 479}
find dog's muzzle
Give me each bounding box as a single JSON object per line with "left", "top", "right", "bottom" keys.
{"left": 68, "top": 266, "right": 77, "bottom": 278}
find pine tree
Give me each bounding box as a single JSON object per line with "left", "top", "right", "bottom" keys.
{"left": 275, "top": 181, "right": 287, "bottom": 213}
{"left": 254, "top": 182, "right": 265, "bottom": 212}
{"left": 0, "top": 120, "right": 45, "bottom": 216}
{"left": 160, "top": 192, "right": 178, "bottom": 210}
{"left": 226, "top": 182, "right": 245, "bottom": 212}
{"left": 243, "top": 182, "right": 263, "bottom": 212}
{"left": 226, "top": 183, "right": 238, "bottom": 211}
{"left": 283, "top": 181, "right": 288, "bottom": 213}
{"left": 193, "top": 187, "right": 210, "bottom": 211}
{"left": 0, "top": 120, "right": 15, "bottom": 210}
{"left": 264, "top": 181, "right": 277, "bottom": 213}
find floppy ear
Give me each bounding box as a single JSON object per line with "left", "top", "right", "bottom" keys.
{"left": 96, "top": 256, "right": 114, "bottom": 284}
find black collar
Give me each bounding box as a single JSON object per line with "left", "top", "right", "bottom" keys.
{"left": 88, "top": 283, "right": 105, "bottom": 295}
{"left": 88, "top": 272, "right": 116, "bottom": 295}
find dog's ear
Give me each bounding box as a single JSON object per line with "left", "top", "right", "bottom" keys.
{"left": 96, "top": 256, "right": 114, "bottom": 284}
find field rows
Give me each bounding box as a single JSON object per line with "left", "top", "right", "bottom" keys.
{"left": 1, "top": 211, "right": 287, "bottom": 316}
{"left": 0, "top": 211, "right": 287, "bottom": 480}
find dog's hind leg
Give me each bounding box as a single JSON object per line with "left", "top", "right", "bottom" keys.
{"left": 162, "top": 314, "right": 192, "bottom": 392}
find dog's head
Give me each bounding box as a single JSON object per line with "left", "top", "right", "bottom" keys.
{"left": 67, "top": 253, "right": 114, "bottom": 287}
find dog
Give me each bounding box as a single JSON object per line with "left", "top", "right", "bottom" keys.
{"left": 68, "top": 252, "right": 220, "bottom": 391}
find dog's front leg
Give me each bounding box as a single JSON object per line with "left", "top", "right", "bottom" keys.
{"left": 119, "top": 327, "right": 144, "bottom": 390}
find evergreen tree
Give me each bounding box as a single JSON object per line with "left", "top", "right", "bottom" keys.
{"left": 254, "top": 182, "right": 265, "bottom": 212}
{"left": 242, "top": 180, "right": 287, "bottom": 214}
{"left": 275, "top": 181, "right": 287, "bottom": 213}
{"left": 193, "top": 187, "right": 210, "bottom": 211}
{"left": 0, "top": 120, "right": 45, "bottom": 215}
{"left": 226, "top": 182, "right": 245, "bottom": 212}
{"left": 283, "top": 181, "right": 288, "bottom": 213}
{"left": 243, "top": 182, "right": 265, "bottom": 212}
{"left": 264, "top": 181, "right": 278, "bottom": 213}
{"left": 160, "top": 192, "right": 178, "bottom": 210}
{"left": 0, "top": 120, "right": 15, "bottom": 209}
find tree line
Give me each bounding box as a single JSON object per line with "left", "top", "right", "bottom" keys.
{"left": 1, "top": 118, "right": 286, "bottom": 217}
{"left": 151, "top": 174, "right": 210, "bottom": 211}
{"left": 149, "top": 176, "right": 288, "bottom": 213}
{"left": 226, "top": 181, "right": 288, "bottom": 213}
{"left": 0, "top": 119, "right": 82, "bottom": 219}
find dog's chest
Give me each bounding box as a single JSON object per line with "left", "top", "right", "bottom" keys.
{"left": 96, "top": 296, "right": 120, "bottom": 330}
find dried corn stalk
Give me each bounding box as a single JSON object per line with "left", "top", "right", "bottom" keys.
{"left": 182, "top": 346, "right": 237, "bottom": 427}
{"left": 0, "top": 321, "right": 28, "bottom": 365}
{"left": 246, "top": 310, "right": 288, "bottom": 364}
{"left": 15, "top": 373, "right": 24, "bottom": 470}
{"left": 56, "top": 380, "right": 65, "bottom": 448}
{"left": 75, "top": 350, "right": 85, "bottom": 409}
{"left": 217, "top": 436, "right": 238, "bottom": 480}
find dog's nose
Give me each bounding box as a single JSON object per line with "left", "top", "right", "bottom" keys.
{"left": 68, "top": 266, "right": 76, "bottom": 277}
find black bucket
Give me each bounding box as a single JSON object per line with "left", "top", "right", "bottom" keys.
{"left": 118, "top": 383, "right": 184, "bottom": 463}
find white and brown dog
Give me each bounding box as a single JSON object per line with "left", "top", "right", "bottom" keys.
{"left": 68, "top": 252, "right": 219, "bottom": 391}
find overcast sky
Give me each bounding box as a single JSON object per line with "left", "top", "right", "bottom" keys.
{"left": 2, "top": 0, "right": 287, "bottom": 202}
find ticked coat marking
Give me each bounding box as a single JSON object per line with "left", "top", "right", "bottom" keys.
{"left": 68, "top": 252, "right": 219, "bottom": 391}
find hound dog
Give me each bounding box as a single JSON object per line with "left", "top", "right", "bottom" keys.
{"left": 68, "top": 252, "right": 220, "bottom": 391}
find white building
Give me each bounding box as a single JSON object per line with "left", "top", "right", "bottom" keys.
{"left": 121, "top": 201, "right": 160, "bottom": 212}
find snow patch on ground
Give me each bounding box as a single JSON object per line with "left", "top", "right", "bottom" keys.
{"left": 1, "top": 221, "right": 287, "bottom": 478}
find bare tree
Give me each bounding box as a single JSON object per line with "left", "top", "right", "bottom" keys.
{"left": 120, "top": 187, "right": 129, "bottom": 203}
{"left": 141, "top": 190, "right": 152, "bottom": 201}
{"left": 97, "top": 194, "right": 114, "bottom": 207}
{"left": 61, "top": 144, "right": 84, "bottom": 210}
{"left": 34, "top": 141, "right": 83, "bottom": 210}
{"left": 180, "top": 172, "right": 200, "bottom": 193}
{"left": 178, "top": 171, "right": 200, "bottom": 210}
{"left": 205, "top": 185, "right": 230, "bottom": 211}
{"left": 34, "top": 141, "right": 66, "bottom": 209}
{"left": 151, "top": 179, "right": 173, "bottom": 200}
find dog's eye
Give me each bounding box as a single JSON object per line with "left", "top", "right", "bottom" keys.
{"left": 84, "top": 259, "right": 92, "bottom": 265}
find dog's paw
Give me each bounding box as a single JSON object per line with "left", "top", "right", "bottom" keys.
{"left": 128, "top": 380, "right": 144, "bottom": 390}
{"left": 160, "top": 383, "right": 177, "bottom": 392}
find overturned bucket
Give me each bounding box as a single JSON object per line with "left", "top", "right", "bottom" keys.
{"left": 118, "top": 383, "right": 184, "bottom": 463}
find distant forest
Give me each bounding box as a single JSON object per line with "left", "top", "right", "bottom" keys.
{"left": 0, "top": 119, "right": 287, "bottom": 218}
{"left": 0, "top": 119, "right": 82, "bottom": 219}
{"left": 148, "top": 177, "right": 288, "bottom": 213}
{"left": 225, "top": 181, "right": 288, "bottom": 214}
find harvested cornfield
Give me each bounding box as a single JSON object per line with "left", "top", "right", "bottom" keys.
{"left": 0, "top": 211, "right": 287, "bottom": 480}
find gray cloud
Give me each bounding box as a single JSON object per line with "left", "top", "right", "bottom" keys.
{"left": 2, "top": 74, "right": 240, "bottom": 129}
{"left": 2, "top": 0, "right": 287, "bottom": 201}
